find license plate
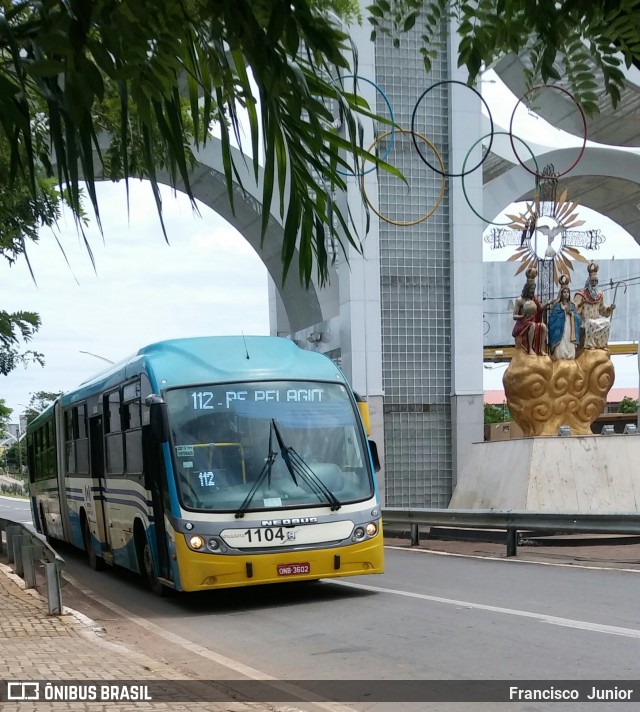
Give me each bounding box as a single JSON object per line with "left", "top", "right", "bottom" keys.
{"left": 277, "top": 562, "right": 310, "bottom": 576}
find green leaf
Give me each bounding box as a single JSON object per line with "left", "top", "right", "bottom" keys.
{"left": 403, "top": 11, "right": 419, "bottom": 32}
{"left": 368, "top": 4, "right": 385, "bottom": 18}
{"left": 25, "top": 59, "right": 66, "bottom": 77}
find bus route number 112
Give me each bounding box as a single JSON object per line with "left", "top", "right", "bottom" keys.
{"left": 191, "top": 391, "right": 214, "bottom": 409}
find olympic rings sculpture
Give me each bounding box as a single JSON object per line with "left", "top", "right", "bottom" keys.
{"left": 334, "top": 75, "right": 396, "bottom": 178}
{"left": 509, "top": 84, "right": 587, "bottom": 178}
{"left": 411, "top": 79, "right": 495, "bottom": 178}
{"left": 461, "top": 131, "right": 540, "bottom": 225}
{"left": 333, "top": 76, "right": 590, "bottom": 224}
{"left": 360, "top": 128, "right": 446, "bottom": 226}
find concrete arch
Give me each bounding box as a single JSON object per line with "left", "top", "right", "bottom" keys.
{"left": 484, "top": 146, "right": 640, "bottom": 243}
{"left": 90, "top": 137, "right": 337, "bottom": 333}
{"left": 493, "top": 54, "right": 640, "bottom": 147}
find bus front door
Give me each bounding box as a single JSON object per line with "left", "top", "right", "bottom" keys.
{"left": 88, "top": 416, "right": 111, "bottom": 560}
{"left": 143, "top": 425, "right": 171, "bottom": 583}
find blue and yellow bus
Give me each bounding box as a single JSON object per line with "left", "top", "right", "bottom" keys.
{"left": 26, "top": 336, "right": 383, "bottom": 593}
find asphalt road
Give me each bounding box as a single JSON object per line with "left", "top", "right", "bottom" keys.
{"left": 3, "top": 497, "right": 639, "bottom": 711}
{"left": 0, "top": 495, "right": 32, "bottom": 524}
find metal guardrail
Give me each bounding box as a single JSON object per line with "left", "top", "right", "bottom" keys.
{"left": 0, "top": 517, "right": 65, "bottom": 614}
{"left": 382, "top": 508, "right": 640, "bottom": 557}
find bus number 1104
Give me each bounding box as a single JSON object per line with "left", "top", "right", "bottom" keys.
{"left": 245, "top": 527, "right": 285, "bottom": 543}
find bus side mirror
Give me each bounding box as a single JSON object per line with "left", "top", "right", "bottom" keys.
{"left": 368, "top": 439, "right": 381, "bottom": 473}
{"left": 145, "top": 394, "right": 168, "bottom": 443}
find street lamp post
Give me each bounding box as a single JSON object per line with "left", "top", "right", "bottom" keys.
{"left": 18, "top": 402, "right": 41, "bottom": 413}
{"left": 79, "top": 350, "right": 114, "bottom": 365}
{"left": 18, "top": 403, "right": 43, "bottom": 427}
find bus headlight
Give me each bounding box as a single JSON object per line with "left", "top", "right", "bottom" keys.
{"left": 366, "top": 522, "right": 378, "bottom": 537}
{"left": 207, "top": 538, "right": 220, "bottom": 551}
{"left": 354, "top": 527, "right": 366, "bottom": 540}
{"left": 189, "top": 535, "right": 205, "bottom": 550}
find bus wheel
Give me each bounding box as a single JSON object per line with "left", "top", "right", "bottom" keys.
{"left": 141, "top": 541, "right": 167, "bottom": 597}
{"left": 82, "top": 517, "right": 105, "bottom": 571}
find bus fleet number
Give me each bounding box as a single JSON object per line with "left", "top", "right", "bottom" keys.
{"left": 245, "top": 527, "right": 285, "bottom": 543}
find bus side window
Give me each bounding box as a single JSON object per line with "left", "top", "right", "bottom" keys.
{"left": 125, "top": 400, "right": 143, "bottom": 476}
{"left": 104, "top": 390, "right": 124, "bottom": 475}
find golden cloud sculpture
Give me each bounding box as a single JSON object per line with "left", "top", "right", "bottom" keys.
{"left": 503, "top": 348, "right": 615, "bottom": 436}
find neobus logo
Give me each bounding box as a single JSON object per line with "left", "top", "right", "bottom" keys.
{"left": 261, "top": 517, "right": 318, "bottom": 526}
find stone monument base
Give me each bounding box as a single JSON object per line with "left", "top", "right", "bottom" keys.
{"left": 449, "top": 435, "right": 640, "bottom": 512}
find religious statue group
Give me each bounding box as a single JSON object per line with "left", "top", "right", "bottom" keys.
{"left": 512, "top": 262, "right": 616, "bottom": 359}
{"left": 504, "top": 261, "right": 619, "bottom": 436}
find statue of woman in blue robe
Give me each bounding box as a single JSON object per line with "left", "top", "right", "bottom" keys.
{"left": 548, "top": 283, "right": 581, "bottom": 360}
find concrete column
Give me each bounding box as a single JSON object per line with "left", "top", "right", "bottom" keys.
{"left": 448, "top": 22, "right": 485, "bottom": 489}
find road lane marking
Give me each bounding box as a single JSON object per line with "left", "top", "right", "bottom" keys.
{"left": 64, "top": 573, "right": 353, "bottom": 712}
{"left": 334, "top": 579, "right": 640, "bottom": 639}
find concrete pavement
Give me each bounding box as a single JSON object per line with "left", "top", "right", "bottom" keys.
{"left": 0, "top": 562, "right": 281, "bottom": 711}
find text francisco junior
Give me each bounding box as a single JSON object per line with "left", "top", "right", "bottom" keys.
{"left": 509, "top": 686, "right": 634, "bottom": 701}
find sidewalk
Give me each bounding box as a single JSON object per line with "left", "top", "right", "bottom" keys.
{"left": 0, "top": 563, "right": 278, "bottom": 711}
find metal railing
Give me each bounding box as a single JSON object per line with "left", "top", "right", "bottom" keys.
{"left": 0, "top": 517, "right": 64, "bottom": 614}
{"left": 382, "top": 508, "right": 640, "bottom": 557}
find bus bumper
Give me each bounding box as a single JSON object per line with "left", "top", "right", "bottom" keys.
{"left": 174, "top": 531, "right": 384, "bottom": 592}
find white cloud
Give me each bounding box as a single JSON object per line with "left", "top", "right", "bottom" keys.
{"left": 0, "top": 181, "right": 269, "bottom": 419}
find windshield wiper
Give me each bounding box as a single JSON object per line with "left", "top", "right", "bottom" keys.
{"left": 235, "top": 421, "right": 278, "bottom": 519}
{"left": 272, "top": 420, "right": 341, "bottom": 511}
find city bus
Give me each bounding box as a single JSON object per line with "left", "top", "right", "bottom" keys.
{"left": 26, "top": 336, "right": 383, "bottom": 594}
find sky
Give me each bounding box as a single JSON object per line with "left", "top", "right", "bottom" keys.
{"left": 1, "top": 181, "right": 270, "bottom": 421}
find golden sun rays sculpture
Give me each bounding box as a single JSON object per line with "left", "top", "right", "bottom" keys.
{"left": 505, "top": 188, "right": 589, "bottom": 285}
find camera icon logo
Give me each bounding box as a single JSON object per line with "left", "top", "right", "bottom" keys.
{"left": 7, "top": 682, "right": 40, "bottom": 700}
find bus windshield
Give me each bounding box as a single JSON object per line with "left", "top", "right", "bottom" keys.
{"left": 165, "top": 381, "right": 374, "bottom": 512}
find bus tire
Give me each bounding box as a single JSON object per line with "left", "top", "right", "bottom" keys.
{"left": 136, "top": 529, "right": 166, "bottom": 597}
{"left": 82, "top": 515, "right": 105, "bottom": 571}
